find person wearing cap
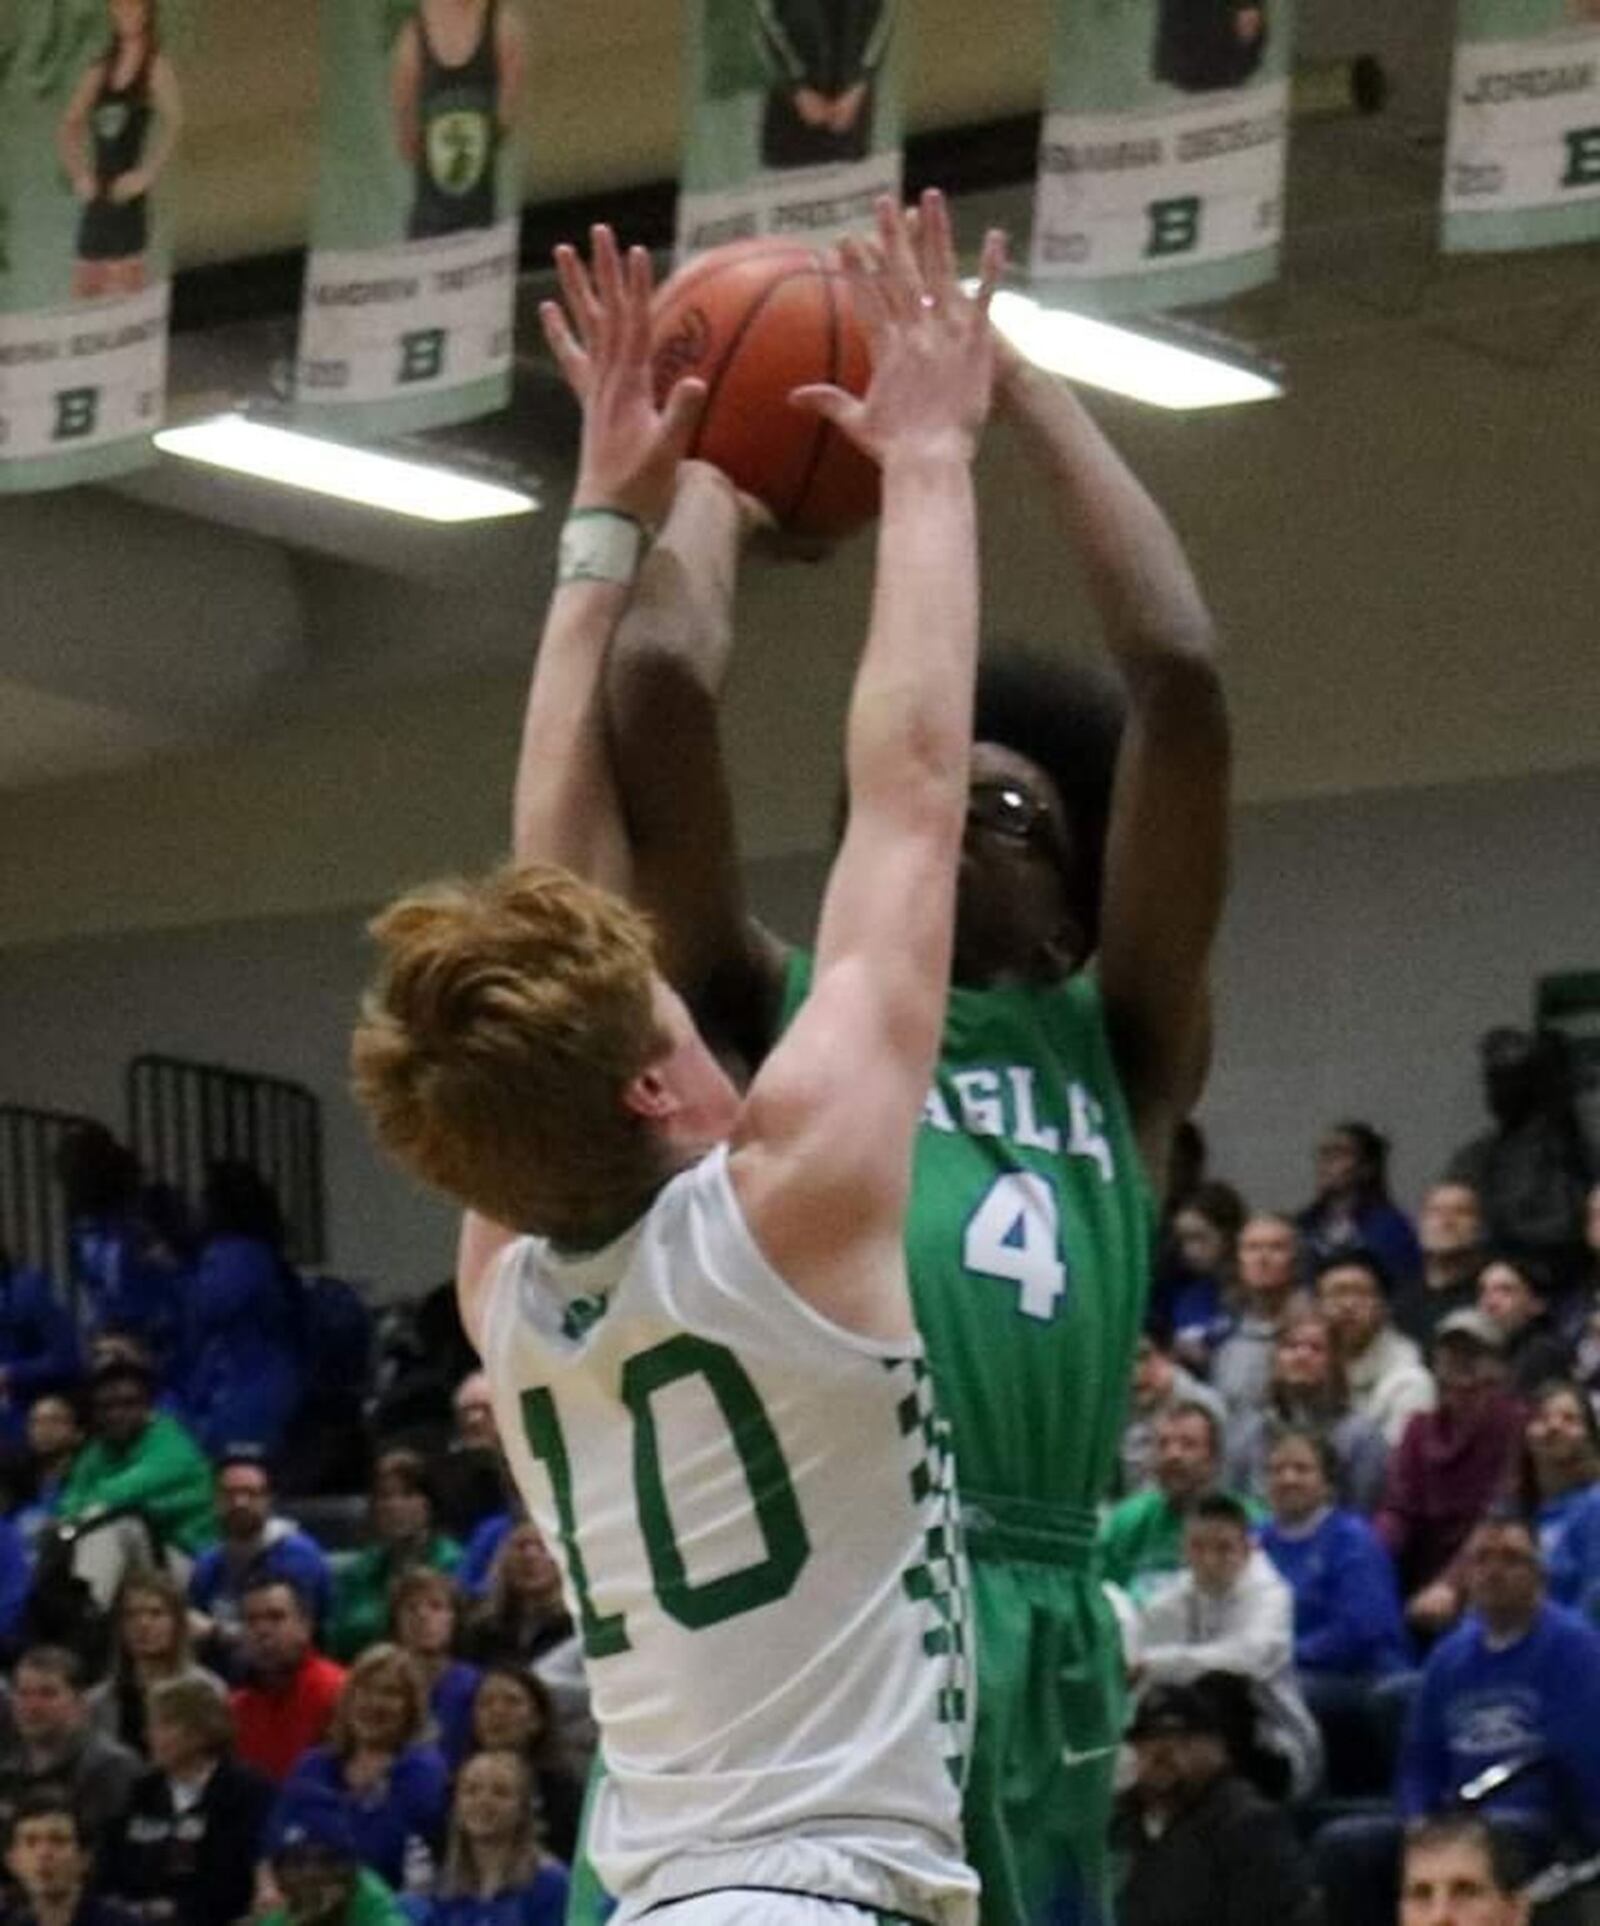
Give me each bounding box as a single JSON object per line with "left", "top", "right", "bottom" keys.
{"left": 54, "top": 1358, "right": 214, "bottom": 1602}
{"left": 258, "top": 1782, "right": 407, "bottom": 1926}
{"left": 1374, "top": 1312, "right": 1525, "bottom": 1637}
{"left": 1110, "top": 1681, "right": 1319, "bottom": 1926}
{"left": 1318, "top": 1250, "right": 1437, "bottom": 1447}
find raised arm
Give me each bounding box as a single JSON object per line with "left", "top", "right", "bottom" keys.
{"left": 731, "top": 193, "right": 1004, "bottom": 1340}
{"left": 457, "top": 229, "right": 706, "bottom": 1346}
{"left": 604, "top": 463, "right": 789, "bottom": 1068}
{"left": 996, "top": 346, "right": 1230, "bottom": 1185}
{"left": 390, "top": 18, "right": 423, "bottom": 164}
{"left": 56, "top": 60, "right": 103, "bottom": 200}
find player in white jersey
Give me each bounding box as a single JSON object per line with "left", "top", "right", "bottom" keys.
{"left": 352, "top": 195, "right": 1004, "bottom": 1925}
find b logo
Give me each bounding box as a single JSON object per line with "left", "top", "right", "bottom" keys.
{"left": 53, "top": 388, "right": 100, "bottom": 441}
{"left": 398, "top": 329, "right": 446, "bottom": 384}
{"left": 1146, "top": 196, "right": 1201, "bottom": 259}
{"left": 1562, "top": 127, "right": 1600, "bottom": 190}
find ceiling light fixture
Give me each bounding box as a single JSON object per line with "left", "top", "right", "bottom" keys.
{"left": 153, "top": 413, "right": 538, "bottom": 522}
{"left": 979, "top": 288, "right": 1283, "bottom": 410}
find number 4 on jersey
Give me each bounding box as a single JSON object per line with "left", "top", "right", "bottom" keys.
{"left": 962, "top": 1171, "right": 1070, "bottom": 1322}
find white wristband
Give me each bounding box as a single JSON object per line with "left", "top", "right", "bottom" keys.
{"left": 557, "top": 508, "right": 644, "bottom": 587}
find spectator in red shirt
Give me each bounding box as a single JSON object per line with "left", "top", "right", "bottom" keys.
{"left": 230, "top": 1578, "right": 346, "bottom": 1784}
{"left": 1374, "top": 1310, "right": 1524, "bottom": 1639}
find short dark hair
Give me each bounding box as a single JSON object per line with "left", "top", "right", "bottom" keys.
{"left": 1160, "top": 1399, "right": 1223, "bottom": 1459}
{"left": 15, "top": 1645, "right": 85, "bottom": 1691}
{"left": 1404, "top": 1814, "right": 1525, "bottom": 1894}
{"left": 1264, "top": 1421, "right": 1341, "bottom": 1492}
{"left": 1314, "top": 1245, "right": 1392, "bottom": 1296}
{"left": 1189, "top": 1492, "right": 1252, "bottom": 1534}
{"left": 240, "top": 1574, "right": 311, "bottom": 1618}
{"left": 216, "top": 1446, "right": 274, "bottom": 1484}
{"left": 1481, "top": 1249, "right": 1554, "bottom": 1301}
{"left": 972, "top": 651, "right": 1125, "bottom": 943}
{"left": 6, "top": 1788, "right": 83, "bottom": 1849}
{"left": 89, "top": 1356, "right": 156, "bottom": 1397}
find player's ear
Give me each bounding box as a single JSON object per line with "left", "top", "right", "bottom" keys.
{"left": 622, "top": 1069, "right": 678, "bottom": 1123}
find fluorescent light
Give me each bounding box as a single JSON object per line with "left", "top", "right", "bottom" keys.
{"left": 979, "top": 288, "right": 1281, "bottom": 411}
{"left": 154, "top": 413, "right": 538, "bottom": 522}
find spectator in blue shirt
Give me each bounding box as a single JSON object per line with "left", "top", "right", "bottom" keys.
{"left": 0, "top": 1511, "right": 32, "bottom": 1653}
{"left": 408, "top": 1750, "right": 569, "bottom": 1924}
{"left": 1259, "top": 1425, "right": 1409, "bottom": 1794}
{"left": 56, "top": 1125, "right": 189, "bottom": 1379}
{"left": 1152, "top": 1182, "right": 1245, "bottom": 1370}
{"left": 460, "top": 1512, "right": 514, "bottom": 1600}
{"left": 189, "top": 1450, "right": 334, "bottom": 1677}
{"left": 390, "top": 1570, "right": 480, "bottom": 1766}
{"left": 1298, "top": 1121, "right": 1422, "bottom": 1288}
{"left": 279, "top": 1644, "right": 449, "bottom": 1891}
{"left": 184, "top": 1163, "right": 305, "bottom": 1457}
{"left": 0, "top": 1254, "right": 79, "bottom": 1446}
{"left": 6, "top": 1395, "right": 85, "bottom": 1547}
{"left": 1400, "top": 1513, "right": 1600, "bottom": 1844}
{"left": 1518, "top": 1381, "right": 1600, "bottom": 1619}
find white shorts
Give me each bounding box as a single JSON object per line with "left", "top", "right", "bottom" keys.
{"left": 627, "top": 1896, "right": 927, "bottom": 1926}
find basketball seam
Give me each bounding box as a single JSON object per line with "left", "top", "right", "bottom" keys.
{"left": 692, "top": 274, "right": 794, "bottom": 462}
{"left": 784, "top": 270, "right": 841, "bottom": 526}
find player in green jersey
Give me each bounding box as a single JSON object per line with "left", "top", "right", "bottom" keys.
{"left": 597, "top": 306, "right": 1230, "bottom": 1925}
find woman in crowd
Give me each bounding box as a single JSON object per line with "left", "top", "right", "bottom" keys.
{"left": 1297, "top": 1121, "right": 1421, "bottom": 1285}
{"left": 1519, "top": 1379, "right": 1600, "bottom": 1616}
{"left": 1151, "top": 1180, "right": 1245, "bottom": 1367}
{"left": 92, "top": 1568, "right": 224, "bottom": 1755}
{"left": 392, "top": 1568, "right": 481, "bottom": 1765}
{"left": 330, "top": 1450, "right": 463, "bottom": 1662}
{"left": 281, "top": 1644, "right": 450, "bottom": 1891}
{"left": 1225, "top": 1308, "right": 1389, "bottom": 1513}
{"left": 464, "top": 1525, "right": 570, "bottom": 1671}
{"left": 409, "top": 1750, "right": 569, "bottom": 1924}
{"left": 184, "top": 1160, "right": 306, "bottom": 1456}
{"left": 466, "top": 1668, "right": 583, "bottom": 1865}
{"left": 1477, "top": 1252, "right": 1571, "bottom": 1397}
{"left": 101, "top": 1674, "right": 273, "bottom": 1925}
{"left": 1258, "top": 1426, "right": 1411, "bottom": 1793}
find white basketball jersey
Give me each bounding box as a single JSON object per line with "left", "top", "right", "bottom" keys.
{"left": 482, "top": 1145, "right": 976, "bottom": 1925}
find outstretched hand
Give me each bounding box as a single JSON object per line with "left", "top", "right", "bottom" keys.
{"left": 790, "top": 190, "right": 1006, "bottom": 469}
{"left": 541, "top": 226, "right": 707, "bottom": 528}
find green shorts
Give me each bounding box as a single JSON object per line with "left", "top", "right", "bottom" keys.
{"left": 961, "top": 1495, "right": 1124, "bottom": 1926}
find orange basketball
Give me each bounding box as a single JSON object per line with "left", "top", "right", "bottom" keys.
{"left": 651, "top": 239, "right": 879, "bottom": 541}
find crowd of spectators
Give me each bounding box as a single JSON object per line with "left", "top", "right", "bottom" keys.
{"left": 1117, "top": 1052, "right": 1600, "bottom": 1926}
{"left": 0, "top": 1035, "right": 1596, "bottom": 1924}
{"left": 0, "top": 1126, "right": 585, "bottom": 1925}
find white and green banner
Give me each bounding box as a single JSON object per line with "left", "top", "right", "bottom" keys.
{"left": 1030, "top": 0, "right": 1295, "bottom": 315}
{"left": 0, "top": 0, "right": 192, "bottom": 494}
{"left": 295, "top": 0, "right": 528, "bottom": 437}
{"left": 676, "top": 0, "right": 903, "bottom": 259}
{"left": 1443, "top": 0, "right": 1600, "bottom": 254}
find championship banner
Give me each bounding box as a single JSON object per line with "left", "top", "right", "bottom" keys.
{"left": 294, "top": 0, "right": 528, "bottom": 437}
{"left": 1030, "top": 0, "right": 1296, "bottom": 316}
{"left": 676, "top": 1, "right": 904, "bottom": 260}
{"left": 0, "top": 0, "right": 192, "bottom": 494}
{"left": 1443, "top": 0, "right": 1600, "bottom": 255}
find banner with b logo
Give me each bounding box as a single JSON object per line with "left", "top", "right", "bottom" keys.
{"left": 1029, "top": 0, "right": 1296, "bottom": 316}
{"left": 1443, "top": 0, "right": 1600, "bottom": 254}
{"left": 0, "top": 0, "right": 194, "bottom": 493}
{"left": 676, "top": 0, "right": 905, "bottom": 261}
{"left": 294, "top": 0, "right": 529, "bottom": 436}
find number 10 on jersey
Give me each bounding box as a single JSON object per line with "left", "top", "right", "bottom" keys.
{"left": 962, "top": 1171, "right": 1071, "bottom": 1322}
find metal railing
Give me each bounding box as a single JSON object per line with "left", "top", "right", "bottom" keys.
{"left": 0, "top": 1103, "right": 101, "bottom": 1285}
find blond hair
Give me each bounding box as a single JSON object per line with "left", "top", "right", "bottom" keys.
{"left": 327, "top": 1645, "right": 429, "bottom": 1758}
{"left": 352, "top": 863, "right": 668, "bottom": 1243}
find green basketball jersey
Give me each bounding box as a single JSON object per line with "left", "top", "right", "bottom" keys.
{"left": 781, "top": 955, "right": 1156, "bottom": 1511}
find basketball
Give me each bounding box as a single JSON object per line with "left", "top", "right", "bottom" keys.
{"left": 650, "top": 238, "right": 880, "bottom": 541}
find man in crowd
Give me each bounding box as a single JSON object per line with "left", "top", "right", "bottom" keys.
{"left": 258, "top": 1784, "right": 405, "bottom": 1926}
{"left": 1211, "top": 1214, "right": 1303, "bottom": 1415}
{"left": 1399, "top": 1817, "right": 1530, "bottom": 1926}
{"left": 188, "top": 1450, "right": 334, "bottom": 1672}
{"left": 1396, "top": 1184, "right": 1488, "bottom": 1350}
{"left": 1375, "top": 1313, "right": 1525, "bottom": 1634}
{"left": 229, "top": 1578, "right": 346, "bottom": 1783}
{"left": 1320, "top": 1251, "right": 1437, "bottom": 1445}
{"left": 2, "top": 1790, "right": 143, "bottom": 1926}
{"left": 0, "top": 1649, "right": 139, "bottom": 1847}
{"left": 55, "top": 1357, "right": 213, "bottom": 1601}
{"left": 1103, "top": 1403, "right": 1247, "bottom": 1602}
{"left": 1134, "top": 1492, "right": 1321, "bottom": 1800}
{"left": 1121, "top": 1324, "right": 1226, "bottom": 1496}
{"left": 1111, "top": 1683, "right": 1319, "bottom": 1926}
{"left": 429, "top": 1369, "right": 508, "bottom": 1539}
{"left": 1319, "top": 1514, "right": 1600, "bottom": 1926}
{"left": 1476, "top": 1257, "right": 1570, "bottom": 1398}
